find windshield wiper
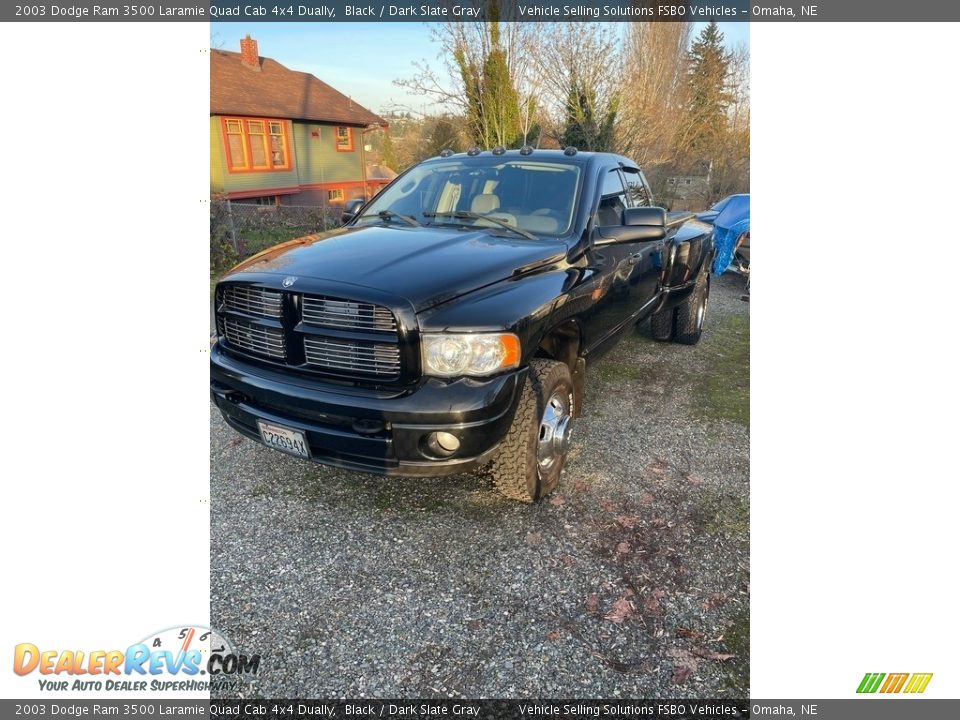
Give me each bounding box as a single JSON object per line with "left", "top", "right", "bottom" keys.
{"left": 423, "top": 211, "right": 537, "bottom": 240}
{"left": 366, "top": 210, "right": 420, "bottom": 227}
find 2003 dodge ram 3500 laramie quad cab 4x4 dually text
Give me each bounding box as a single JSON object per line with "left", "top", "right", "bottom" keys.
{"left": 211, "top": 148, "right": 715, "bottom": 502}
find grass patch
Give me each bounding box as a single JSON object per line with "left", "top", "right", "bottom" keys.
{"left": 693, "top": 313, "right": 749, "bottom": 425}
{"left": 719, "top": 602, "right": 750, "bottom": 694}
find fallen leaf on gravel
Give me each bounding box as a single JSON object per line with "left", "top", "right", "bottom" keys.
{"left": 639, "top": 492, "right": 655, "bottom": 506}
{"left": 616, "top": 515, "right": 641, "bottom": 529}
{"left": 685, "top": 473, "right": 704, "bottom": 486}
{"left": 604, "top": 597, "right": 635, "bottom": 624}
{"left": 549, "top": 495, "right": 566, "bottom": 506}
{"left": 671, "top": 666, "right": 693, "bottom": 684}
{"left": 601, "top": 499, "right": 616, "bottom": 512}
{"left": 643, "top": 588, "right": 667, "bottom": 614}
{"left": 467, "top": 620, "right": 482, "bottom": 631}
{"left": 526, "top": 532, "right": 543, "bottom": 545}
{"left": 702, "top": 592, "right": 728, "bottom": 611}
{"left": 586, "top": 593, "right": 600, "bottom": 613}
{"left": 571, "top": 480, "right": 589, "bottom": 493}
{"left": 647, "top": 459, "right": 669, "bottom": 477}
{"left": 546, "top": 630, "right": 562, "bottom": 641}
{"left": 228, "top": 437, "right": 242, "bottom": 447}
{"left": 676, "top": 627, "right": 706, "bottom": 641}
{"left": 615, "top": 542, "right": 631, "bottom": 555}
{"left": 560, "top": 555, "right": 575, "bottom": 567}
{"left": 691, "top": 647, "right": 736, "bottom": 662}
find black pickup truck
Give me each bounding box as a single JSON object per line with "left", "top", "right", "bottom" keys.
{"left": 211, "top": 148, "right": 714, "bottom": 502}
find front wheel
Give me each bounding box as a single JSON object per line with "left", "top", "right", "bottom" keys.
{"left": 490, "top": 359, "right": 574, "bottom": 502}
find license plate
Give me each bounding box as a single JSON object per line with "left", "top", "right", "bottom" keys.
{"left": 256, "top": 420, "right": 310, "bottom": 459}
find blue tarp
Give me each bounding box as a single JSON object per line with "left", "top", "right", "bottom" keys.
{"left": 711, "top": 194, "right": 750, "bottom": 275}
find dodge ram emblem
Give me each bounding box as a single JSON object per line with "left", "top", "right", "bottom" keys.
{"left": 282, "top": 276, "right": 297, "bottom": 287}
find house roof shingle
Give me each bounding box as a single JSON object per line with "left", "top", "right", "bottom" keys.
{"left": 210, "top": 49, "right": 385, "bottom": 128}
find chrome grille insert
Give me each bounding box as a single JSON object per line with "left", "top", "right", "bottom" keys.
{"left": 221, "top": 285, "right": 283, "bottom": 318}
{"left": 302, "top": 295, "right": 397, "bottom": 332}
{"left": 303, "top": 337, "right": 400, "bottom": 377}
{"left": 218, "top": 316, "right": 286, "bottom": 360}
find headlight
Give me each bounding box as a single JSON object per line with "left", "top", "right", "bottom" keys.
{"left": 422, "top": 333, "right": 521, "bottom": 378}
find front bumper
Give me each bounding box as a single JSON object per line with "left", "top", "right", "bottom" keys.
{"left": 210, "top": 344, "right": 524, "bottom": 477}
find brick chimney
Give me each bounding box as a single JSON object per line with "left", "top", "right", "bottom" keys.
{"left": 239, "top": 35, "right": 259, "bottom": 70}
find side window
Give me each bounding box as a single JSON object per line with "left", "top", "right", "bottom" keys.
{"left": 622, "top": 168, "right": 652, "bottom": 207}
{"left": 595, "top": 169, "right": 628, "bottom": 226}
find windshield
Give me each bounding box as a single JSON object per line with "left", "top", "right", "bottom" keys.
{"left": 356, "top": 158, "right": 582, "bottom": 237}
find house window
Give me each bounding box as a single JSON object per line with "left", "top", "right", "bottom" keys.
{"left": 335, "top": 126, "right": 354, "bottom": 152}
{"left": 222, "top": 117, "right": 290, "bottom": 172}
{"left": 327, "top": 188, "right": 345, "bottom": 203}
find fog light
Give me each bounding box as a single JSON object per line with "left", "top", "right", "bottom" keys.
{"left": 435, "top": 432, "right": 460, "bottom": 452}
{"left": 423, "top": 431, "right": 461, "bottom": 458}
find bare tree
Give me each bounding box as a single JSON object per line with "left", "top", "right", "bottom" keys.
{"left": 617, "top": 22, "right": 693, "bottom": 167}
{"left": 528, "top": 22, "right": 623, "bottom": 151}
{"left": 394, "top": 21, "right": 538, "bottom": 147}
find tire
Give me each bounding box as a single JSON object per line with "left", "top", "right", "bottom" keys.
{"left": 650, "top": 308, "right": 674, "bottom": 341}
{"left": 674, "top": 268, "right": 710, "bottom": 345}
{"left": 491, "top": 359, "right": 574, "bottom": 503}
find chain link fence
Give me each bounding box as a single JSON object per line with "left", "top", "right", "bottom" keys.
{"left": 210, "top": 196, "right": 344, "bottom": 279}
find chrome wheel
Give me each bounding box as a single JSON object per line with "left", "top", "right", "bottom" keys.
{"left": 537, "top": 391, "right": 572, "bottom": 472}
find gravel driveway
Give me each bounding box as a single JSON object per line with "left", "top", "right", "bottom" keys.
{"left": 211, "top": 272, "right": 749, "bottom": 698}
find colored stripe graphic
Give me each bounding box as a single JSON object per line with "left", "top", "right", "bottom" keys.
{"left": 856, "top": 673, "right": 885, "bottom": 693}
{"left": 858, "top": 672, "right": 933, "bottom": 694}
{"left": 880, "top": 673, "right": 909, "bottom": 693}
{"left": 903, "top": 673, "right": 933, "bottom": 694}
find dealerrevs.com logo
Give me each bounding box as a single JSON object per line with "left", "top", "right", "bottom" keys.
{"left": 13, "top": 625, "right": 260, "bottom": 692}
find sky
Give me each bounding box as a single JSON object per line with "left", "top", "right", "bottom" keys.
{"left": 210, "top": 22, "right": 750, "bottom": 116}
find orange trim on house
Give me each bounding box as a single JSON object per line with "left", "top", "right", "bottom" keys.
{"left": 221, "top": 116, "right": 292, "bottom": 173}
{"left": 334, "top": 126, "right": 355, "bottom": 152}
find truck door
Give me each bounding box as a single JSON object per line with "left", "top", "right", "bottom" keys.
{"left": 583, "top": 168, "right": 640, "bottom": 349}
{"left": 622, "top": 167, "right": 665, "bottom": 311}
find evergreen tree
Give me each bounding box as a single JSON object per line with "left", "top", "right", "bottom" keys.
{"left": 562, "top": 85, "right": 619, "bottom": 152}
{"left": 676, "top": 21, "right": 733, "bottom": 160}
{"left": 453, "top": 10, "right": 524, "bottom": 148}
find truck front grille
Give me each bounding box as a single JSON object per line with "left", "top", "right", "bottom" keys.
{"left": 303, "top": 337, "right": 400, "bottom": 378}
{"left": 218, "top": 316, "right": 286, "bottom": 360}
{"left": 302, "top": 295, "right": 397, "bottom": 332}
{"left": 221, "top": 285, "right": 283, "bottom": 318}
{"left": 215, "top": 282, "right": 406, "bottom": 384}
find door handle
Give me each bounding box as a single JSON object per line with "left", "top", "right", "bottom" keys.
{"left": 628, "top": 251, "right": 643, "bottom": 264}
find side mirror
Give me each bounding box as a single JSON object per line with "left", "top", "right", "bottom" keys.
{"left": 594, "top": 206, "right": 667, "bottom": 244}
{"left": 622, "top": 207, "right": 667, "bottom": 240}
{"left": 340, "top": 198, "right": 365, "bottom": 225}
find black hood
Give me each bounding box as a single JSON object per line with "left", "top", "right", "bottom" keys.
{"left": 227, "top": 224, "right": 567, "bottom": 311}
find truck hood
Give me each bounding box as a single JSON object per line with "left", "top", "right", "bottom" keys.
{"left": 228, "top": 224, "right": 567, "bottom": 311}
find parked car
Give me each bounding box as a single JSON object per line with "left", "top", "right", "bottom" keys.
{"left": 700, "top": 194, "right": 750, "bottom": 275}
{"left": 695, "top": 195, "right": 737, "bottom": 225}
{"left": 211, "top": 149, "right": 715, "bottom": 502}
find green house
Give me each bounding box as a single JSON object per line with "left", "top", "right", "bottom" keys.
{"left": 210, "top": 36, "right": 390, "bottom": 206}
